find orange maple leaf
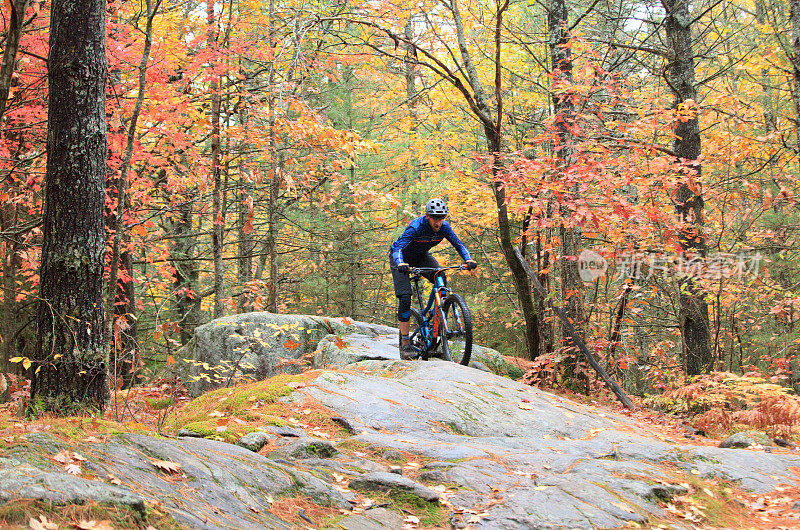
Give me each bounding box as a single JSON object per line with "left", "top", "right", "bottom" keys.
{"left": 335, "top": 336, "right": 347, "bottom": 349}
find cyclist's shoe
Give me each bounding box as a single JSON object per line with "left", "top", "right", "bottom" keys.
{"left": 400, "top": 344, "right": 419, "bottom": 360}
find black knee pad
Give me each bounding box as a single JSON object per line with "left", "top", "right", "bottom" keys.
{"left": 397, "top": 294, "right": 412, "bottom": 322}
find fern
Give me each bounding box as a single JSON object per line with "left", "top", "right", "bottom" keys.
{"left": 646, "top": 371, "right": 800, "bottom": 437}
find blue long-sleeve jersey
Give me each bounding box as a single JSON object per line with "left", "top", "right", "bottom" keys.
{"left": 390, "top": 216, "right": 472, "bottom": 265}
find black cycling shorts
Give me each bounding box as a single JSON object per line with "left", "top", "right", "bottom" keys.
{"left": 389, "top": 251, "right": 440, "bottom": 298}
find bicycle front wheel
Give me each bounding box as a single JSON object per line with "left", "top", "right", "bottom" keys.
{"left": 442, "top": 294, "right": 473, "bottom": 366}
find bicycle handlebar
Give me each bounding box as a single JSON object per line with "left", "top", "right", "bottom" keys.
{"left": 410, "top": 265, "right": 468, "bottom": 276}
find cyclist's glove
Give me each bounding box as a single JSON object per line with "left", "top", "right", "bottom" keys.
{"left": 465, "top": 259, "right": 478, "bottom": 271}
{"left": 398, "top": 262, "right": 411, "bottom": 273}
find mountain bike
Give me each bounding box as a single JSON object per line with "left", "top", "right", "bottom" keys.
{"left": 405, "top": 265, "right": 473, "bottom": 365}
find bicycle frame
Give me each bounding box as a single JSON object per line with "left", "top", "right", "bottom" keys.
{"left": 409, "top": 266, "right": 463, "bottom": 358}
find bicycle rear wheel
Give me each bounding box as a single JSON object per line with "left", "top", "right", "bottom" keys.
{"left": 442, "top": 294, "right": 472, "bottom": 365}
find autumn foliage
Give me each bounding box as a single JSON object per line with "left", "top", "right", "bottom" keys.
{"left": 0, "top": 0, "right": 797, "bottom": 435}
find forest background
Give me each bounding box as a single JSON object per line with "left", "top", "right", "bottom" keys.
{"left": 1, "top": 0, "right": 800, "bottom": 426}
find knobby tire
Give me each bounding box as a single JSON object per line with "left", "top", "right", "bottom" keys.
{"left": 442, "top": 294, "right": 472, "bottom": 366}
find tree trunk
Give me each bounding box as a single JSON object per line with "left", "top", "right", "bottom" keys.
{"left": 404, "top": 17, "right": 422, "bottom": 183}
{"left": 447, "top": 0, "right": 540, "bottom": 359}
{"left": 535, "top": 229, "right": 554, "bottom": 356}
{"left": 1, "top": 203, "right": 21, "bottom": 369}
{"left": 0, "top": 0, "right": 30, "bottom": 123}
{"left": 792, "top": 0, "right": 800, "bottom": 158}
{"left": 106, "top": 0, "right": 158, "bottom": 388}
{"left": 171, "top": 198, "right": 201, "bottom": 346}
{"left": 236, "top": 173, "right": 254, "bottom": 313}
{"left": 208, "top": 0, "right": 224, "bottom": 319}
{"left": 266, "top": 0, "right": 279, "bottom": 312}
{"left": 549, "top": 0, "right": 584, "bottom": 354}
{"left": 114, "top": 242, "right": 138, "bottom": 388}
{"left": 31, "top": 0, "right": 108, "bottom": 413}
{"left": 663, "top": 0, "right": 712, "bottom": 375}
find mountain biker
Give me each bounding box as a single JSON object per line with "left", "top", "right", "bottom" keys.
{"left": 389, "top": 198, "right": 477, "bottom": 360}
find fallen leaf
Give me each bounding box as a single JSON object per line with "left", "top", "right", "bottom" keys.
{"left": 107, "top": 474, "right": 122, "bottom": 485}
{"left": 404, "top": 515, "right": 420, "bottom": 524}
{"left": 583, "top": 428, "right": 607, "bottom": 440}
{"left": 209, "top": 410, "right": 225, "bottom": 418}
{"left": 216, "top": 417, "right": 230, "bottom": 432}
{"left": 72, "top": 520, "right": 114, "bottom": 530}
{"left": 611, "top": 501, "right": 635, "bottom": 513}
{"left": 151, "top": 460, "right": 182, "bottom": 474}
{"left": 29, "top": 515, "right": 58, "bottom": 530}
{"left": 65, "top": 463, "right": 81, "bottom": 475}
{"left": 53, "top": 450, "right": 71, "bottom": 464}
{"left": 518, "top": 402, "right": 534, "bottom": 410}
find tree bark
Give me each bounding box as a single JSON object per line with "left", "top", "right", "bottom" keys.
{"left": 404, "top": 17, "right": 422, "bottom": 183}
{"left": 114, "top": 241, "right": 138, "bottom": 388}
{"left": 171, "top": 197, "right": 201, "bottom": 346}
{"left": 106, "top": 0, "right": 159, "bottom": 388}
{"left": 266, "top": 0, "right": 279, "bottom": 312}
{"left": 236, "top": 172, "right": 254, "bottom": 313}
{"left": 1, "top": 203, "right": 21, "bottom": 368}
{"left": 0, "top": 0, "right": 30, "bottom": 123}
{"left": 208, "top": 0, "right": 224, "bottom": 319}
{"left": 549, "top": 0, "right": 584, "bottom": 360}
{"left": 663, "top": 0, "right": 712, "bottom": 375}
{"left": 792, "top": 0, "right": 800, "bottom": 158}
{"left": 31, "top": 0, "right": 108, "bottom": 412}
{"left": 447, "top": 0, "right": 540, "bottom": 359}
